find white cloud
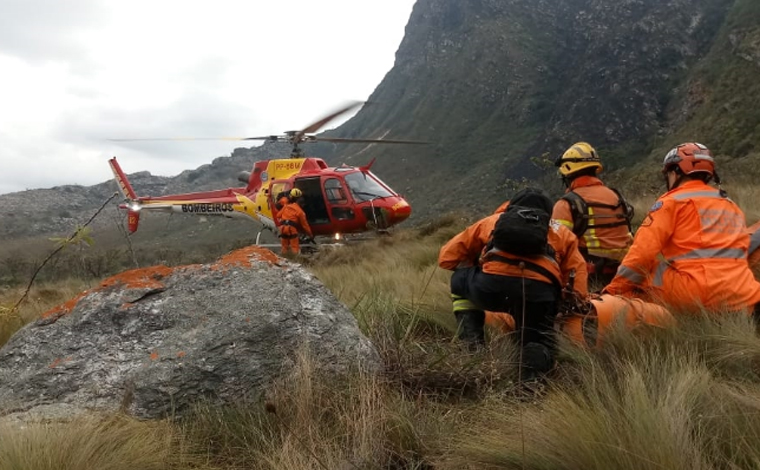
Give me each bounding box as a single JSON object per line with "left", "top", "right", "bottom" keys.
{"left": 0, "top": 0, "right": 416, "bottom": 194}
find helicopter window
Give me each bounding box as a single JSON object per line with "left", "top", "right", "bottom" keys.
{"left": 324, "top": 178, "right": 348, "bottom": 204}
{"left": 344, "top": 172, "right": 394, "bottom": 202}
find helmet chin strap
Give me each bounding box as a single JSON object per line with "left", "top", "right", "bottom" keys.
{"left": 713, "top": 170, "right": 728, "bottom": 198}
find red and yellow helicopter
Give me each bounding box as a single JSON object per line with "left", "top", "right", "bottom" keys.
{"left": 108, "top": 102, "right": 425, "bottom": 243}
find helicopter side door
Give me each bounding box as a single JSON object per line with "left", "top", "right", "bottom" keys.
{"left": 323, "top": 177, "right": 355, "bottom": 223}
{"left": 294, "top": 177, "right": 331, "bottom": 227}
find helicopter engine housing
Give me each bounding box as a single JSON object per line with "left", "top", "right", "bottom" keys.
{"left": 237, "top": 171, "right": 251, "bottom": 184}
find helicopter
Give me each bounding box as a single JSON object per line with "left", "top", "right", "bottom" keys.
{"left": 107, "top": 102, "right": 426, "bottom": 244}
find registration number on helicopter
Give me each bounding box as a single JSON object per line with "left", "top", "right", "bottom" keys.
{"left": 274, "top": 161, "right": 303, "bottom": 171}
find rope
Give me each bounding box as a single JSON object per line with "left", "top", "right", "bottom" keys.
{"left": 9, "top": 192, "right": 119, "bottom": 313}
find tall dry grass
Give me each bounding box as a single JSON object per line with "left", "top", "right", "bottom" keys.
{"left": 182, "top": 349, "right": 447, "bottom": 470}
{"left": 445, "top": 314, "right": 760, "bottom": 470}
{"left": 0, "top": 414, "right": 199, "bottom": 470}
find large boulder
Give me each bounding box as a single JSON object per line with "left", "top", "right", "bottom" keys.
{"left": 0, "top": 246, "right": 380, "bottom": 420}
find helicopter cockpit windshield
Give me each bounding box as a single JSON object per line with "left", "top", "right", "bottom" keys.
{"left": 344, "top": 171, "right": 394, "bottom": 202}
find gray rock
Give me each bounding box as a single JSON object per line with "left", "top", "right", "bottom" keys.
{"left": 0, "top": 247, "right": 380, "bottom": 420}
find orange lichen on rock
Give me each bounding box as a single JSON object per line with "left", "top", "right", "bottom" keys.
{"left": 176, "top": 351, "right": 186, "bottom": 358}
{"left": 100, "top": 265, "right": 175, "bottom": 290}
{"left": 40, "top": 248, "right": 275, "bottom": 322}
{"left": 212, "top": 246, "right": 279, "bottom": 271}
{"left": 150, "top": 351, "right": 159, "bottom": 361}
{"left": 42, "top": 291, "right": 89, "bottom": 319}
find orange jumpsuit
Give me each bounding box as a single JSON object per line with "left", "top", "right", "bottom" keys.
{"left": 604, "top": 180, "right": 760, "bottom": 312}
{"left": 439, "top": 208, "right": 588, "bottom": 297}
{"left": 277, "top": 201, "right": 313, "bottom": 254}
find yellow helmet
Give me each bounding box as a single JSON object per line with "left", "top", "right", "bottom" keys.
{"left": 289, "top": 188, "right": 303, "bottom": 198}
{"left": 555, "top": 142, "right": 603, "bottom": 177}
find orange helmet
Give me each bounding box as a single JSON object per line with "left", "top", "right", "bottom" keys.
{"left": 662, "top": 142, "right": 715, "bottom": 178}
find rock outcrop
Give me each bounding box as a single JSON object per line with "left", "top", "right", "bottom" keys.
{"left": 0, "top": 246, "right": 380, "bottom": 420}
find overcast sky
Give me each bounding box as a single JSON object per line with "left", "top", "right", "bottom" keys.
{"left": 0, "top": 0, "right": 417, "bottom": 195}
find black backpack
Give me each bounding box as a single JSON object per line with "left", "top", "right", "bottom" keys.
{"left": 561, "top": 188, "right": 634, "bottom": 238}
{"left": 490, "top": 204, "right": 551, "bottom": 257}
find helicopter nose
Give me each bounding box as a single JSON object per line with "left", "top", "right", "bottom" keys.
{"left": 390, "top": 198, "right": 412, "bottom": 223}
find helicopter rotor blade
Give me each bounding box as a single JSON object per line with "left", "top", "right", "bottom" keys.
{"left": 313, "top": 136, "right": 430, "bottom": 145}
{"left": 108, "top": 137, "right": 250, "bottom": 142}
{"left": 242, "top": 135, "right": 285, "bottom": 141}
{"left": 295, "top": 101, "right": 364, "bottom": 142}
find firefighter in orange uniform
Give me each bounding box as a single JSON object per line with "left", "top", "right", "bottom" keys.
{"left": 438, "top": 188, "right": 587, "bottom": 377}
{"left": 277, "top": 188, "right": 313, "bottom": 255}
{"left": 604, "top": 142, "right": 760, "bottom": 314}
{"left": 552, "top": 142, "right": 634, "bottom": 286}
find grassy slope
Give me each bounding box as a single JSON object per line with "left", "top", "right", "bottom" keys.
{"left": 3, "top": 210, "right": 760, "bottom": 468}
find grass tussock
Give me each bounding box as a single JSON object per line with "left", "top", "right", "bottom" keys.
{"left": 0, "top": 414, "right": 197, "bottom": 470}
{"left": 182, "top": 350, "right": 444, "bottom": 470}
{"left": 445, "top": 314, "right": 760, "bottom": 470}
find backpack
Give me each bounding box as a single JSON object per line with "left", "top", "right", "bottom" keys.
{"left": 490, "top": 204, "right": 551, "bottom": 257}
{"left": 560, "top": 188, "right": 634, "bottom": 238}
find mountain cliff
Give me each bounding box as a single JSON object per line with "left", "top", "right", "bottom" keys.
{"left": 331, "top": 0, "right": 758, "bottom": 211}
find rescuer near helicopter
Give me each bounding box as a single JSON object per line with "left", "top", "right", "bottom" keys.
{"left": 603, "top": 142, "right": 760, "bottom": 314}
{"left": 277, "top": 188, "right": 314, "bottom": 255}
{"left": 552, "top": 142, "right": 634, "bottom": 286}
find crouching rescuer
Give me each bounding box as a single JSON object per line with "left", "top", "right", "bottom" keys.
{"left": 275, "top": 188, "right": 314, "bottom": 255}
{"left": 438, "top": 188, "right": 588, "bottom": 377}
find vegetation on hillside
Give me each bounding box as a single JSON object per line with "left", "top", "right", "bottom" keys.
{"left": 3, "top": 210, "right": 760, "bottom": 469}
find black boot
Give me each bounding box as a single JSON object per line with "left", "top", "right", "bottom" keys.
{"left": 518, "top": 342, "right": 554, "bottom": 382}
{"left": 454, "top": 309, "right": 486, "bottom": 351}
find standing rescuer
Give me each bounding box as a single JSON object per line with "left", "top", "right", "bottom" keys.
{"left": 438, "top": 188, "right": 587, "bottom": 378}
{"left": 277, "top": 188, "right": 313, "bottom": 255}
{"left": 603, "top": 142, "right": 760, "bottom": 314}
{"left": 552, "top": 142, "right": 634, "bottom": 286}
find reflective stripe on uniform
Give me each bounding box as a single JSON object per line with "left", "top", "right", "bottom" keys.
{"left": 671, "top": 191, "right": 723, "bottom": 200}
{"left": 556, "top": 219, "right": 574, "bottom": 229}
{"left": 652, "top": 248, "right": 746, "bottom": 287}
{"left": 451, "top": 294, "right": 478, "bottom": 312}
{"left": 652, "top": 261, "right": 668, "bottom": 287}
{"left": 617, "top": 265, "right": 645, "bottom": 284}
{"left": 669, "top": 248, "right": 746, "bottom": 261}
{"left": 585, "top": 207, "right": 602, "bottom": 249}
